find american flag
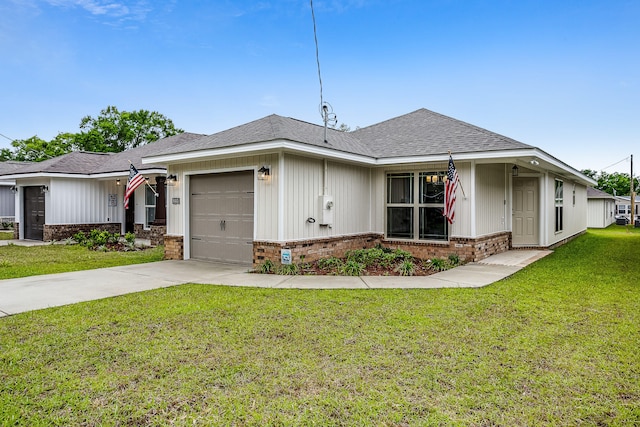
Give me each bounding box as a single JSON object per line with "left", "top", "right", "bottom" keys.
{"left": 124, "top": 164, "right": 145, "bottom": 210}
{"left": 443, "top": 155, "right": 459, "bottom": 224}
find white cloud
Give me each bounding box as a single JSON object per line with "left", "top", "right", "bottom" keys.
{"left": 42, "top": 0, "right": 150, "bottom": 19}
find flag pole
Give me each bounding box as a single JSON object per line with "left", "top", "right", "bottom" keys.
{"left": 448, "top": 151, "right": 466, "bottom": 198}
{"left": 128, "top": 160, "right": 158, "bottom": 197}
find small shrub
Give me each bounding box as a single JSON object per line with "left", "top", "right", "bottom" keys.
{"left": 124, "top": 232, "right": 136, "bottom": 245}
{"left": 276, "top": 263, "right": 299, "bottom": 275}
{"left": 393, "top": 249, "right": 412, "bottom": 260}
{"left": 395, "top": 259, "right": 416, "bottom": 276}
{"left": 429, "top": 257, "right": 449, "bottom": 272}
{"left": 340, "top": 260, "right": 365, "bottom": 276}
{"left": 317, "top": 257, "right": 343, "bottom": 270}
{"left": 259, "top": 259, "right": 275, "bottom": 274}
{"left": 448, "top": 253, "right": 460, "bottom": 266}
{"left": 73, "top": 231, "right": 87, "bottom": 245}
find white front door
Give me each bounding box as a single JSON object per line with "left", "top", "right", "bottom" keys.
{"left": 512, "top": 177, "right": 538, "bottom": 246}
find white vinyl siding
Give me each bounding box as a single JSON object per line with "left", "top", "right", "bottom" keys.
{"left": 165, "top": 154, "right": 278, "bottom": 241}
{"left": 282, "top": 154, "right": 372, "bottom": 241}
{"left": 475, "top": 164, "right": 508, "bottom": 236}
{"left": 587, "top": 198, "right": 615, "bottom": 228}
{"left": 47, "top": 178, "right": 121, "bottom": 226}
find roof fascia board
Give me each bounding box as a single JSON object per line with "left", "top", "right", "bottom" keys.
{"left": 3, "top": 168, "right": 167, "bottom": 181}
{"left": 142, "top": 140, "right": 376, "bottom": 165}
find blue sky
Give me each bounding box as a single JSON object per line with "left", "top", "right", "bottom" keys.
{"left": 1, "top": 0, "right": 638, "bottom": 174}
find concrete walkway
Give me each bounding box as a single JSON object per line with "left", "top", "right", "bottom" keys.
{"left": 0, "top": 250, "right": 551, "bottom": 317}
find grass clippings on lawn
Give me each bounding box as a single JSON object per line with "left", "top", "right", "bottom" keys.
{"left": 1, "top": 226, "right": 639, "bottom": 426}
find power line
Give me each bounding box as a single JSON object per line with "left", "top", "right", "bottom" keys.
{"left": 310, "top": 0, "right": 323, "bottom": 111}
{"left": 600, "top": 156, "right": 630, "bottom": 172}
{"left": 0, "top": 133, "right": 14, "bottom": 142}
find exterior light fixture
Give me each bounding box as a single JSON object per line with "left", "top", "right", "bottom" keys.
{"left": 166, "top": 174, "right": 178, "bottom": 186}
{"left": 512, "top": 165, "right": 519, "bottom": 177}
{"left": 116, "top": 179, "right": 121, "bottom": 186}
{"left": 257, "top": 165, "right": 270, "bottom": 180}
{"left": 530, "top": 159, "right": 540, "bottom": 166}
{"left": 10, "top": 186, "right": 18, "bottom": 194}
{"left": 40, "top": 185, "right": 49, "bottom": 193}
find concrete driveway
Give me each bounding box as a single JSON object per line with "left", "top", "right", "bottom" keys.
{"left": 0, "top": 250, "right": 551, "bottom": 317}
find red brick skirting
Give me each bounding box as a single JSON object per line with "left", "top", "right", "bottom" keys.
{"left": 166, "top": 231, "right": 512, "bottom": 267}
{"left": 384, "top": 232, "right": 511, "bottom": 263}
{"left": 253, "top": 231, "right": 512, "bottom": 267}
{"left": 134, "top": 224, "right": 166, "bottom": 246}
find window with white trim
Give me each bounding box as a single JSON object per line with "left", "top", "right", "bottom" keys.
{"left": 386, "top": 172, "right": 448, "bottom": 241}
{"left": 554, "top": 179, "right": 563, "bottom": 232}
{"left": 145, "top": 184, "right": 156, "bottom": 229}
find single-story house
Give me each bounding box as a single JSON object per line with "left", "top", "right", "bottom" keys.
{"left": 586, "top": 187, "right": 616, "bottom": 228}
{"left": 614, "top": 195, "right": 639, "bottom": 222}
{"left": 0, "top": 133, "right": 204, "bottom": 242}
{"left": 140, "top": 108, "right": 596, "bottom": 266}
{"left": 0, "top": 161, "right": 31, "bottom": 228}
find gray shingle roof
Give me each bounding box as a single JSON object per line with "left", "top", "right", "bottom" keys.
{"left": 149, "top": 109, "right": 533, "bottom": 160}
{"left": 352, "top": 109, "right": 533, "bottom": 158}
{"left": 0, "top": 161, "right": 32, "bottom": 175}
{"left": 149, "top": 115, "right": 371, "bottom": 158}
{"left": 2, "top": 132, "right": 205, "bottom": 176}
{"left": 587, "top": 187, "right": 615, "bottom": 199}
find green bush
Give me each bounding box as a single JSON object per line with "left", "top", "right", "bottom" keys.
{"left": 276, "top": 263, "right": 299, "bottom": 275}
{"left": 317, "top": 257, "right": 343, "bottom": 270}
{"left": 429, "top": 257, "right": 449, "bottom": 272}
{"left": 394, "top": 259, "right": 416, "bottom": 276}
{"left": 259, "top": 259, "right": 275, "bottom": 274}
{"left": 340, "top": 260, "right": 365, "bottom": 276}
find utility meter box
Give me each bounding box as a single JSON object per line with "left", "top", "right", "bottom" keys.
{"left": 319, "top": 195, "right": 334, "bottom": 226}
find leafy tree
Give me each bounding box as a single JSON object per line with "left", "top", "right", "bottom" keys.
{"left": 0, "top": 148, "right": 13, "bottom": 161}
{"left": 10, "top": 135, "right": 72, "bottom": 162}
{"left": 2, "top": 106, "right": 183, "bottom": 162}
{"left": 74, "top": 106, "right": 183, "bottom": 152}
{"left": 583, "top": 169, "right": 638, "bottom": 196}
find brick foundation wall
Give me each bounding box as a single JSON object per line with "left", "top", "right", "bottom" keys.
{"left": 253, "top": 231, "right": 512, "bottom": 267}
{"left": 43, "top": 223, "right": 121, "bottom": 242}
{"left": 13, "top": 223, "right": 19, "bottom": 239}
{"left": 134, "top": 224, "right": 166, "bottom": 246}
{"left": 149, "top": 225, "right": 166, "bottom": 246}
{"left": 164, "top": 235, "right": 184, "bottom": 260}
{"left": 253, "top": 234, "right": 383, "bottom": 267}
{"left": 384, "top": 232, "right": 511, "bottom": 263}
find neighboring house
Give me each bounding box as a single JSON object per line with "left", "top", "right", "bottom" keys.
{"left": 0, "top": 161, "right": 32, "bottom": 227}
{"left": 141, "top": 108, "right": 595, "bottom": 267}
{"left": 586, "top": 187, "right": 616, "bottom": 228}
{"left": 0, "top": 133, "right": 204, "bottom": 242}
{"left": 614, "top": 195, "right": 639, "bottom": 222}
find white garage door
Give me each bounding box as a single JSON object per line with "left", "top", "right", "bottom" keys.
{"left": 190, "top": 171, "right": 254, "bottom": 264}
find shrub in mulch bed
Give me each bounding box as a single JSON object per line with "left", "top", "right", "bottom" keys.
{"left": 70, "top": 230, "right": 147, "bottom": 252}
{"left": 256, "top": 246, "right": 462, "bottom": 276}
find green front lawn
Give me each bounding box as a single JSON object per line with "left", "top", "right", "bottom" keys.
{"left": 1, "top": 226, "right": 639, "bottom": 425}
{"left": 0, "top": 231, "right": 13, "bottom": 240}
{"left": 0, "top": 244, "right": 164, "bottom": 279}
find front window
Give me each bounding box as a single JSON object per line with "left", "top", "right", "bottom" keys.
{"left": 145, "top": 185, "right": 156, "bottom": 229}
{"left": 386, "top": 171, "right": 448, "bottom": 241}
{"left": 555, "top": 180, "right": 563, "bottom": 232}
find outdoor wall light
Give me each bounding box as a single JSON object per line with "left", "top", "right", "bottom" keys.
{"left": 10, "top": 186, "right": 18, "bottom": 194}
{"left": 116, "top": 179, "right": 121, "bottom": 186}
{"left": 530, "top": 159, "right": 540, "bottom": 166}
{"left": 166, "top": 174, "right": 178, "bottom": 186}
{"left": 40, "top": 185, "right": 49, "bottom": 193}
{"left": 512, "top": 165, "right": 519, "bottom": 177}
{"left": 257, "top": 165, "right": 270, "bottom": 181}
